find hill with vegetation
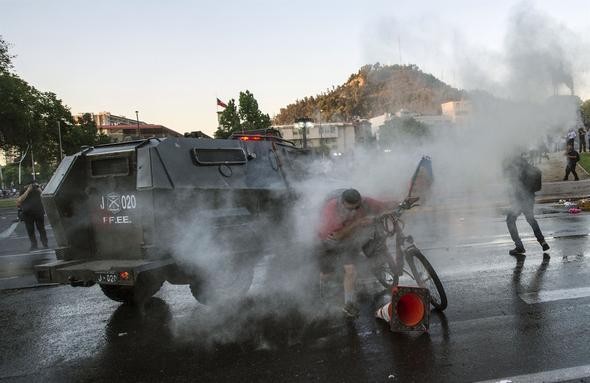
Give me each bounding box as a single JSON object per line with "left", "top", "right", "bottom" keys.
{"left": 273, "top": 63, "right": 464, "bottom": 124}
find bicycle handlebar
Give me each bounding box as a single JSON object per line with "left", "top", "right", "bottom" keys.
{"left": 370, "top": 197, "right": 419, "bottom": 236}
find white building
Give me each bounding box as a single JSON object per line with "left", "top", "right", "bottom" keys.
{"left": 441, "top": 100, "right": 471, "bottom": 124}
{"left": 273, "top": 122, "right": 360, "bottom": 155}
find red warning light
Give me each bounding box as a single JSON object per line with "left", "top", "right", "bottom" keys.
{"left": 119, "top": 271, "right": 130, "bottom": 280}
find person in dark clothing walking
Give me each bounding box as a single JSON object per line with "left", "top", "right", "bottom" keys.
{"left": 578, "top": 126, "right": 587, "bottom": 152}
{"left": 563, "top": 144, "right": 580, "bottom": 181}
{"left": 16, "top": 183, "right": 47, "bottom": 251}
{"left": 504, "top": 156, "right": 549, "bottom": 256}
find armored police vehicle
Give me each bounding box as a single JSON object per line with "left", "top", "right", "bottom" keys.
{"left": 35, "top": 133, "right": 307, "bottom": 305}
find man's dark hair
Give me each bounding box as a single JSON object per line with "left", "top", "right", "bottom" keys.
{"left": 341, "top": 188, "right": 361, "bottom": 205}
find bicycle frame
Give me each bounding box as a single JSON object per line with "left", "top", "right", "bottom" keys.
{"left": 375, "top": 204, "right": 418, "bottom": 284}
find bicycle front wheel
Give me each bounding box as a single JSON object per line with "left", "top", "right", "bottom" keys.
{"left": 406, "top": 248, "right": 447, "bottom": 311}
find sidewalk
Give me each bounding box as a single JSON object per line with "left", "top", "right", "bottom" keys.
{"left": 536, "top": 152, "right": 590, "bottom": 202}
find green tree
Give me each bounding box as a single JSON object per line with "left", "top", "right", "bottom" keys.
{"left": 0, "top": 36, "right": 110, "bottom": 183}
{"left": 239, "top": 90, "right": 271, "bottom": 131}
{"left": 581, "top": 99, "right": 590, "bottom": 128}
{"left": 378, "top": 117, "right": 430, "bottom": 147}
{"left": 0, "top": 35, "right": 15, "bottom": 73}
{"left": 214, "top": 90, "right": 271, "bottom": 138}
{"left": 215, "top": 99, "right": 240, "bottom": 138}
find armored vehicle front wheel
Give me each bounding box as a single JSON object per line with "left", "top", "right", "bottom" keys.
{"left": 100, "top": 272, "right": 164, "bottom": 305}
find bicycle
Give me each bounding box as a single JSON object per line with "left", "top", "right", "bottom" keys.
{"left": 369, "top": 197, "right": 448, "bottom": 311}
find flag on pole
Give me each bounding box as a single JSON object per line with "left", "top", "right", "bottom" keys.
{"left": 216, "top": 98, "right": 227, "bottom": 108}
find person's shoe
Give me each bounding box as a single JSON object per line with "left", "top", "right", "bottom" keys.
{"left": 540, "top": 241, "right": 550, "bottom": 251}
{"left": 29, "top": 245, "right": 38, "bottom": 251}
{"left": 42, "top": 243, "right": 49, "bottom": 249}
{"left": 509, "top": 247, "right": 526, "bottom": 256}
{"left": 342, "top": 302, "right": 360, "bottom": 318}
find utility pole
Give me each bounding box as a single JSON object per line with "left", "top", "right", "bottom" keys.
{"left": 398, "top": 36, "right": 402, "bottom": 65}
{"left": 135, "top": 110, "right": 140, "bottom": 139}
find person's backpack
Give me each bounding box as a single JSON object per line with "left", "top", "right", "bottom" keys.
{"left": 521, "top": 162, "right": 542, "bottom": 192}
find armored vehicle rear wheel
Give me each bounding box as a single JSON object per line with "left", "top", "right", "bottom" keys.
{"left": 189, "top": 265, "right": 255, "bottom": 305}
{"left": 100, "top": 272, "right": 164, "bottom": 305}
{"left": 100, "top": 284, "right": 135, "bottom": 303}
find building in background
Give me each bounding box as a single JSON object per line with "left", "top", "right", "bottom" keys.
{"left": 0, "top": 148, "right": 19, "bottom": 166}
{"left": 98, "top": 124, "right": 182, "bottom": 142}
{"left": 74, "top": 111, "right": 182, "bottom": 142}
{"left": 273, "top": 120, "right": 371, "bottom": 156}
{"left": 441, "top": 100, "right": 471, "bottom": 124}
{"left": 73, "top": 112, "right": 146, "bottom": 126}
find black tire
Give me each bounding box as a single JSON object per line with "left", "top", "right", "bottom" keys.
{"left": 189, "top": 264, "right": 255, "bottom": 305}
{"left": 100, "top": 272, "right": 163, "bottom": 305}
{"left": 406, "top": 247, "right": 447, "bottom": 311}
{"left": 100, "top": 284, "right": 135, "bottom": 304}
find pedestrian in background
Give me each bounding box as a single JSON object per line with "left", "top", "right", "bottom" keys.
{"left": 563, "top": 144, "right": 580, "bottom": 181}
{"left": 578, "top": 126, "right": 586, "bottom": 152}
{"left": 503, "top": 155, "right": 549, "bottom": 256}
{"left": 16, "top": 183, "right": 48, "bottom": 251}
{"left": 566, "top": 128, "right": 576, "bottom": 148}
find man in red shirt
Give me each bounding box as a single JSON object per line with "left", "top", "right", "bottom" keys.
{"left": 318, "top": 188, "right": 398, "bottom": 318}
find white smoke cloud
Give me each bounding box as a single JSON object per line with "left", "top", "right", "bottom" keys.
{"left": 160, "top": 2, "right": 590, "bottom": 346}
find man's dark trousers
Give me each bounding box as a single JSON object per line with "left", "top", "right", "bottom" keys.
{"left": 564, "top": 162, "right": 579, "bottom": 180}
{"left": 23, "top": 211, "right": 47, "bottom": 248}
{"left": 506, "top": 195, "right": 544, "bottom": 250}
{"left": 580, "top": 135, "right": 587, "bottom": 152}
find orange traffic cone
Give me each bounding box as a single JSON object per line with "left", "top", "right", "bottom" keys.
{"left": 375, "top": 286, "right": 430, "bottom": 332}
{"left": 375, "top": 301, "right": 393, "bottom": 322}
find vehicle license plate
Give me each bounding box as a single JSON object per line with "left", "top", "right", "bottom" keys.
{"left": 96, "top": 272, "right": 118, "bottom": 284}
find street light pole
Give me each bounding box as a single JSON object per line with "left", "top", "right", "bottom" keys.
{"left": 31, "top": 149, "right": 36, "bottom": 182}
{"left": 18, "top": 145, "right": 29, "bottom": 187}
{"left": 57, "top": 120, "right": 64, "bottom": 160}
{"left": 295, "top": 117, "right": 313, "bottom": 149}
{"left": 135, "top": 110, "right": 140, "bottom": 139}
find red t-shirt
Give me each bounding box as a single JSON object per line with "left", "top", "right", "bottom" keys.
{"left": 318, "top": 197, "right": 388, "bottom": 240}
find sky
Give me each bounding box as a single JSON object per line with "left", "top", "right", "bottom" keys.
{"left": 1, "top": 0, "right": 589, "bottom": 136}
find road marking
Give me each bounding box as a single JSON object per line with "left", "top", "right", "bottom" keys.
{"left": 0, "top": 222, "right": 18, "bottom": 240}
{"left": 476, "top": 363, "right": 590, "bottom": 383}
{"left": 520, "top": 286, "right": 590, "bottom": 304}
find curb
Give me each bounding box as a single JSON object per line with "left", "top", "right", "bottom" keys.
{"left": 0, "top": 281, "right": 59, "bottom": 292}
{"left": 537, "top": 195, "right": 590, "bottom": 204}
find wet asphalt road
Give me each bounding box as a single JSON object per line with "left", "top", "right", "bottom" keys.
{"left": 1, "top": 204, "right": 590, "bottom": 382}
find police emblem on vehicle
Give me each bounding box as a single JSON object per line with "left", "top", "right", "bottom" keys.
{"left": 105, "top": 192, "right": 121, "bottom": 214}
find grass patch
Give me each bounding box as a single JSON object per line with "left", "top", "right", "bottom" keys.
{"left": 580, "top": 153, "right": 590, "bottom": 174}
{"left": 0, "top": 199, "right": 16, "bottom": 209}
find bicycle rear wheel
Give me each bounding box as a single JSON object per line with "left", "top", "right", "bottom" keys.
{"left": 406, "top": 247, "right": 447, "bottom": 311}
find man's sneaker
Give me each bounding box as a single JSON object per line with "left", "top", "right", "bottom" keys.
{"left": 29, "top": 245, "right": 38, "bottom": 251}
{"left": 342, "top": 302, "right": 360, "bottom": 318}
{"left": 540, "top": 241, "right": 550, "bottom": 251}
{"left": 509, "top": 247, "right": 526, "bottom": 256}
